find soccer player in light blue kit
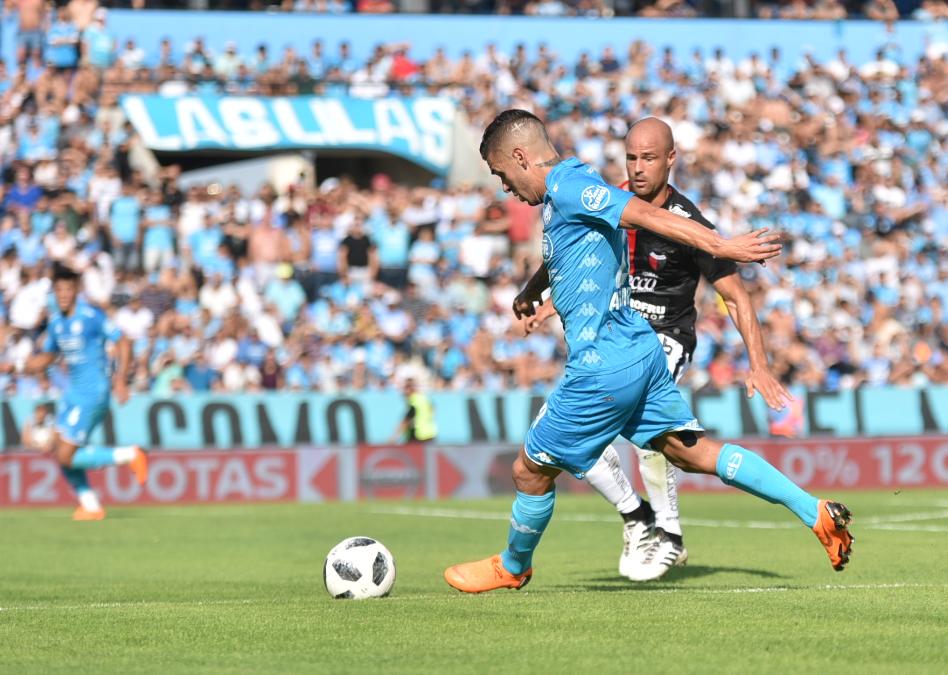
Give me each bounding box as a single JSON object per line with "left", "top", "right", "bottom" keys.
{"left": 444, "top": 110, "right": 854, "bottom": 592}
{"left": 2, "top": 263, "right": 148, "bottom": 520}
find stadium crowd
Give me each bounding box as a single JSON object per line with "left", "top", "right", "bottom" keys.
{"left": 5, "top": 0, "right": 946, "bottom": 19}
{"left": 0, "top": 5, "right": 946, "bottom": 400}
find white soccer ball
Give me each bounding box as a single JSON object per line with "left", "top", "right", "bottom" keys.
{"left": 323, "top": 536, "right": 396, "bottom": 599}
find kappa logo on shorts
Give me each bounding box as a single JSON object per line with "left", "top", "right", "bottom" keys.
{"left": 534, "top": 451, "right": 555, "bottom": 465}
{"left": 581, "top": 185, "right": 611, "bottom": 212}
{"left": 542, "top": 233, "right": 554, "bottom": 261}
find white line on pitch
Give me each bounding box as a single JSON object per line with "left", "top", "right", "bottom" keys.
{"left": 861, "top": 510, "right": 948, "bottom": 524}
{"left": 370, "top": 505, "right": 948, "bottom": 532}
{"left": 0, "top": 599, "right": 257, "bottom": 612}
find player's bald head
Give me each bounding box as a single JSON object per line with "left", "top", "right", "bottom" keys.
{"left": 479, "top": 109, "right": 552, "bottom": 161}
{"left": 626, "top": 117, "right": 675, "bottom": 154}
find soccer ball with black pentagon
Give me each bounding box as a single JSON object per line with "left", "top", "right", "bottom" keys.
{"left": 323, "top": 536, "right": 396, "bottom": 599}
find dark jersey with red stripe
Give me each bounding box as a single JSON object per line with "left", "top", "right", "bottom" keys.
{"left": 621, "top": 183, "right": 737, "bottom": 353}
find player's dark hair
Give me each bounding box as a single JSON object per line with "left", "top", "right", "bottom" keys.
{"left": 479, "top": 109, "right": 546, "bottom": 160}
{"left": 51, "top": 261, "right": 81, "bottom": 282}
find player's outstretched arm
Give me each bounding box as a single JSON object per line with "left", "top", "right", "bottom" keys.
{"left": 619, "top": 198, "right": 782, "bottom": 263}
{"left": 0, "top": 352, "right": 57, "bottom": 375}
{"left": 112, "top": 335, "right": 133, "bottom": 405}
{"left": 512, "top": 264, "right": 549, "bottom": 319}
{"left": 713, "top": 273, "right": 793, "bottom": 411}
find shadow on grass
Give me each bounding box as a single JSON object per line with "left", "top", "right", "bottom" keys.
{"left": 571, "top": 564, "right": 786, "bottom": 590}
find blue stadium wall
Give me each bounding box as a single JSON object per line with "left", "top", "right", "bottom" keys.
{"left": 3, "top": 12, "right": 944, "bottom": 70}
{"left": 1, "top": 387, "right": 946, "bottom": 450}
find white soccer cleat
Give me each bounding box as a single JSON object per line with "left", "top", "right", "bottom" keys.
{"left": 624, "top": 530, "right": 688, "bottom": 582}
{"left": 618, "top": 518, "right": 660, "bottom": 580}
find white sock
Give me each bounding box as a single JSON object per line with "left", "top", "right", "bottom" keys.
{"left": 586, "top": 444, "right": 641, "bottom": 515}
{"left": 112, "top": 446, "right": 137, "bottom": 464}
{"left": 635, "top": 444, "right": 682, "bottom": 536}
{"left": 78, "top": 489, "right": 102, "bottom": 512}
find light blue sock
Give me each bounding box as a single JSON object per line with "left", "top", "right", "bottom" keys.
{"left": 716, "top": 443, "right": 818, "bottom": 527}
{"left": 500, "top": 490, "right": 555, "bottom": 575}
{"left": 70, "top": 446, "right": 118, "bottom": 470}
{"left": 60, "top": 466, "right": 90, "bottom": 494}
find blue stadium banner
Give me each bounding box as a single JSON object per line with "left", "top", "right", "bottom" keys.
{"left": 1, "top": 387, "right": 946, "bottom": 451}
{"left": 120, "top": 95, "right": 456, "bottom": 174}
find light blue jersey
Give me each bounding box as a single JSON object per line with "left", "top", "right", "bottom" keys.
{"left": 525, "top": 157, "right": 700, "bottom": 478}
{"left": 42, "top": 301, "right": 121, "bottom": 444}
{"left": 542, "top": 158, "right": 655, "bottom": 374}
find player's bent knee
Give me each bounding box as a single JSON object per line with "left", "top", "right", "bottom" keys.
{"left": 654, "top": 431, "right": 717, "bottom": 474}
{"left": 54, "top": 441, "right": 77, "bottom": 467}
{"left": 512, "top": 451, "right": 556, "bottom": 495}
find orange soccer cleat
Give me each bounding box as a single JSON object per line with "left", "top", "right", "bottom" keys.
{"left": 72, "top": 506, "right": 106, "bottom": 521}
{"left": 444, "top": 554, "right": 532, "bottom": 594}
{"left": 812, "top": 500, "right": 854, "bottom": 571}
{"left": 129, "top": 446, "right": 149, "bottom": 485}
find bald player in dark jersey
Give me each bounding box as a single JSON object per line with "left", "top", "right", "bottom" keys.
{"left": 527, "top": 117, "right": 793, "bottom": 580}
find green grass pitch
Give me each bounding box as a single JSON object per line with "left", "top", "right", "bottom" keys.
{"left": 2, "top": 489, "right": 947, "bottom": 674}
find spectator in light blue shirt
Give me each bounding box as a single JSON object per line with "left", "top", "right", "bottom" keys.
{"left": 372, "top": 208, "right": 410, "bottom": 289}
{"left": 83, "top": 9, "right": 116, "bottom": 69}
{"left": 110, "top": 184, "right": 141, "bottom": 272}
{"left": 142, "top": 191, "right": 175, "bottom": 273}
{"left": 264, "top": 263, "right": 307, "bottom": 325}
{"left": 46, "top": 7, "right": 79, "bottom": 70}
{"left": 311, "top": 216, "right": 340, "bottom": 287}
{"left": 30, "top": 197, "right": 55, "bottom": 236}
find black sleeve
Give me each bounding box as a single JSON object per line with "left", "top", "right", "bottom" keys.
{"left": 690, "top": 209, "right": 738, "bottom": 283}
{"left": 403, "top": 405, "right": 416, "bottom": 423}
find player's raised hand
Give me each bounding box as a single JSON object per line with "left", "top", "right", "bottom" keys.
{"left": 745, "top": 367, "right": 794, "bottom": 412}
{"left": 512, "top": 287, "right": 544, "bottom": 320}
{"left": 718, "top": 228, "right": 782, "bottom": 263}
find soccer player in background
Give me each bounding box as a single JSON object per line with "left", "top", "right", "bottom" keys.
{"left": 525, "top": 118, "right": 793, "bottom": 581}
{"left": 443, "top": 110, "right": 853, "bottom": 593}
{"left": 0, "top": 263, "right": 148, "bottom": 520}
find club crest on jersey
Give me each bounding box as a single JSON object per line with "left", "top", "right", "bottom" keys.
{"left": 71, "top": 320, "right": 83, "bottom": 335}
{"left": 542, "top": 202, "right": 553, "bottom": 226}
{"left": 581, "top": 185, "right": 611, "bottom": 212}
{"left": 648, "top": 252, "right": 667, "bottom": 272}
{"left": 542, "top": 233, "right": 554, "bottom": 261}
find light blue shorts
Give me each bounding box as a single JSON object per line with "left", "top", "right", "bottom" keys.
{"left": 524, "top": 343, "right": 701, "bottom": 478}
{"left": 57, "top": 398, "right": 109, "bottom": 446}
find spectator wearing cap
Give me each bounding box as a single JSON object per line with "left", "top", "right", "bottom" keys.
{"left": 215, "top": 42, "right": 243, "bottom": 80}
{"left": 264, "top": 263, "right": 306, "bottom": 328}
{"left": 82, "top": 8, "right": 115, "bottom": 69}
